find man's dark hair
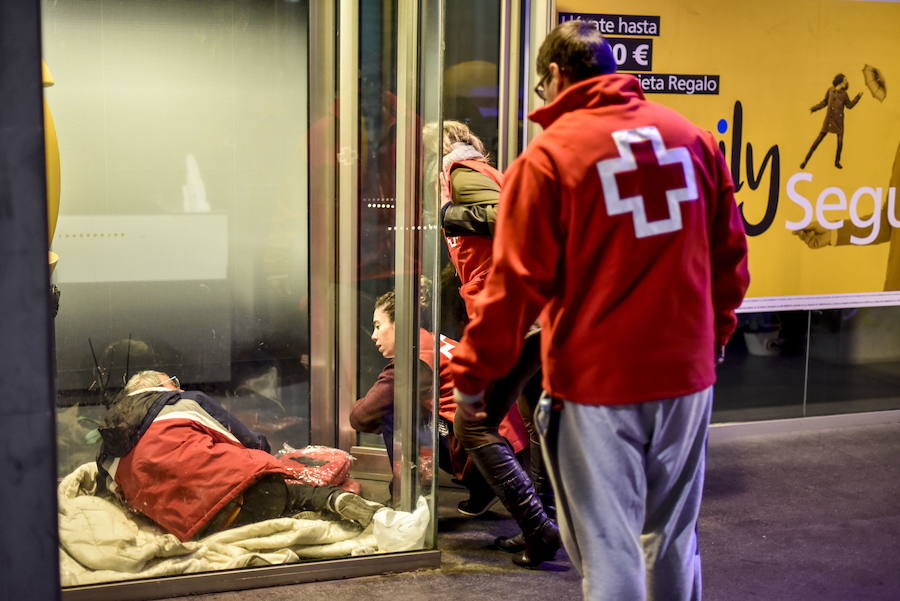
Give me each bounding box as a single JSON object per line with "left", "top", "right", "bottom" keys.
{"left": 832, "top": 73, "right": 846, "bottom": 87}
{"left": 536, "top": 20, "right": 617, "bottom": 82}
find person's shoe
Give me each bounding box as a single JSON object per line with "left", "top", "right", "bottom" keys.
{"left": 800, "top": 161, "right": 807, "bottom": 169}
{"left": 329, "top": 492, "right": 383, "bottom": 527}
{"left": 457, "top": 491, "right": 499, "bottom": 516}
{"left": 835, "top": 161, "right": 843, "bottom": 169}
{"left": 494, "top": 532, "right": 526, "bottom": 553}
{"left": 512, "top": 520, "right": 561, "bottom": 568}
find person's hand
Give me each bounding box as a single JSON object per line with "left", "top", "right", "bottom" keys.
{"left": 715, "top": 345, "right": 726, "bottom": 365}
{"left": 454, "top": 388, "right": 487, "bottom": 422}
{"left": 439, "top": 171, "right": 452, "bottom": 208}
{"left": 793, "top": 224, "right": 831, "bottom": 249}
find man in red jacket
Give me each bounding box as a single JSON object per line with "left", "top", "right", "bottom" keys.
{"left": 451, "top": 20, "right": 749, "bottom": 600}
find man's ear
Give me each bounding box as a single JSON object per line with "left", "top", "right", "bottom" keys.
{"left": 548, "top": 62, "right": 561, "bottom": 81}
{"left": 549, "top": 62, "right": 570, "bottom": 94}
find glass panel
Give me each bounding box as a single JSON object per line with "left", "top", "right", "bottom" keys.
{"left": 44, "top": 0, "right": 382, "bottom": 585}
{"left": 50, "top": 0, "right": 440, "bottom": 589}
{"left": 355, "top": 0, "right": 399, "bottom": 460}
{"left": 418, "top": 0, "right": 444, "bottom": 543}
{"left": 49, "top": 0, "right": 312, "bottom": 477}
{"left": 712, "top": 310, "right": 807, "bottom": 422}
{"left": 443, "top": 0, "right": 501, "bottom": 160}
{"left": 806, "top": 307, "right": 900, "bottom": 416}
{"left": 349, "top": 0, "right": 442, "bottom": 530}
{"left": 439, "top": 0, "right": 502, "bottom": 341}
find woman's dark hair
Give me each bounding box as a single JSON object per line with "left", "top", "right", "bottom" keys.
{"left": 374, "top": 276, "right": 433, "bottom": 327}
{"left": 374, "top": 291, "right": 396, "bottom": 322}
{"left": 832, "top": 73, "right": 846, "bottom": 87}
{"left": 536, "top": 20, "right": 617, "bottom": 83}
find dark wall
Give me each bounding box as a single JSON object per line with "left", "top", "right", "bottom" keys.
{"left": 0, "top": 1, "right": 61, "bottom": 599}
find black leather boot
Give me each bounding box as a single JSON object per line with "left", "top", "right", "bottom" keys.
{"left": 514, "top": 520, "right": 561, "bottom": 568}
{"left": 468, "top": 442, "right": 561, "bottom": 568}
{"left": 494, "top": 531, "right": 526, "bottom": 552}
{"left": 457, "top": 464, "right": 499, "bottom": 516}
{"left": 493, "top": 438, "right": 556, "bottom": 552}
{"left": 529, "top": 439, "right": 556, "bottom": 521}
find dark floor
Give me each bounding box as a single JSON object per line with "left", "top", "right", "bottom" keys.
{"left": 159, "top": 418, "right": 900, "bottom": 601}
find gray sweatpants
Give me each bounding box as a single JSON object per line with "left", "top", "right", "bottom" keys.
{"left": 536, "top": 387, "right": 713, "bottom": 601}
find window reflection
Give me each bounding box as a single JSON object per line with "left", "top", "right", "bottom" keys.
{"left": 49, "top": 0, "right": 312, "bottom": 460}
{"left": 807, "top": 307, "right": 900, "bottom": 415}
{"left": 51, "top": 0, "right": 438, "bottom": 587}
{"left": 713, "top": 311, "right": 807, "bottom": 422}
{"left": 713, "top": 307, "right": 900, "bottom": 422}
{"left": 45, "top": 0, "right": 404, "bottom": 586}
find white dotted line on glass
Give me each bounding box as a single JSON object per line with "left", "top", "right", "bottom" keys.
{"left": 386, "top": 225, "right": 439, "bottom": 231}
{"left": 61, "top": 232, "right": 127, "bottom": 238}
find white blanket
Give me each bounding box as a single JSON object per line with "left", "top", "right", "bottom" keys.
{"left": 58, "top": 463, "right": 429, "bottom": 586}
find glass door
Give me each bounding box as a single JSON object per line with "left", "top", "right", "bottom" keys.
{"left": 46, "top": 0, "right": 442, "bottom": 597}
{"left": 337, "top": 0, "right": 444, "bottom": 518}
{"left": 48, "top": 0, "right": 313, "bottom": 472}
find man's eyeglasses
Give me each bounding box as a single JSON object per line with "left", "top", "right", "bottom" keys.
{"left": 162, "top": 375, "right": 180, "bottom": 389}
{"left": 534, "top": 72, "right": 550, "bottom": 101}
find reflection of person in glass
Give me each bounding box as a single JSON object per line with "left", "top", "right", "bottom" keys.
{"left": 350, "top": 292, "right": 501, "bottom": 509}
{"left": 795, "top": 140, "right": 900, "bottom": 290}
{"left": 434, "top": 120, "right": 502, "bottom": 314}
{"left": 431, "top": 120, "right": 556, "bottom": 567}
{"left": 800, "top": 73, "right": 863, "bottom": 170}
{"left": 96, "top": 371, "right": 383, "bottom": 542}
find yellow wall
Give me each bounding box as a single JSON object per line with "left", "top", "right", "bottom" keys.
{"left": 558, "top": 0, "right": 900, "bottom": 298}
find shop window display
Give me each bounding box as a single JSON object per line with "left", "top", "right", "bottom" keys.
{"left": 713, "top": 308, "right": 900, "bottom": 422}
{"left": 46, "top": 0, "right": 432, "bottom": 587}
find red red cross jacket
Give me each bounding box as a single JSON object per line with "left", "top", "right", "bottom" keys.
{"left": 442, "top": 159, "right": 505, "bottom": 316}
{"left": 450, "top": 73, "right": 749, "bottom": 406}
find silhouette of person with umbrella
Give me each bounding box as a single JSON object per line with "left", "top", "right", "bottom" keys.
{"left": 800, "top": 73, "right": 862, "bottom": 169}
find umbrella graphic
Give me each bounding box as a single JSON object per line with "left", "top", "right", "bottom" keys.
{"left": 863, "top": 64, "right": 886, "bottom": 102}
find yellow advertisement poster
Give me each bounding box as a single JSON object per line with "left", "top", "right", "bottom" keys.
{"left": 556, "top": 0, "right": 900, "bottom": 310}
